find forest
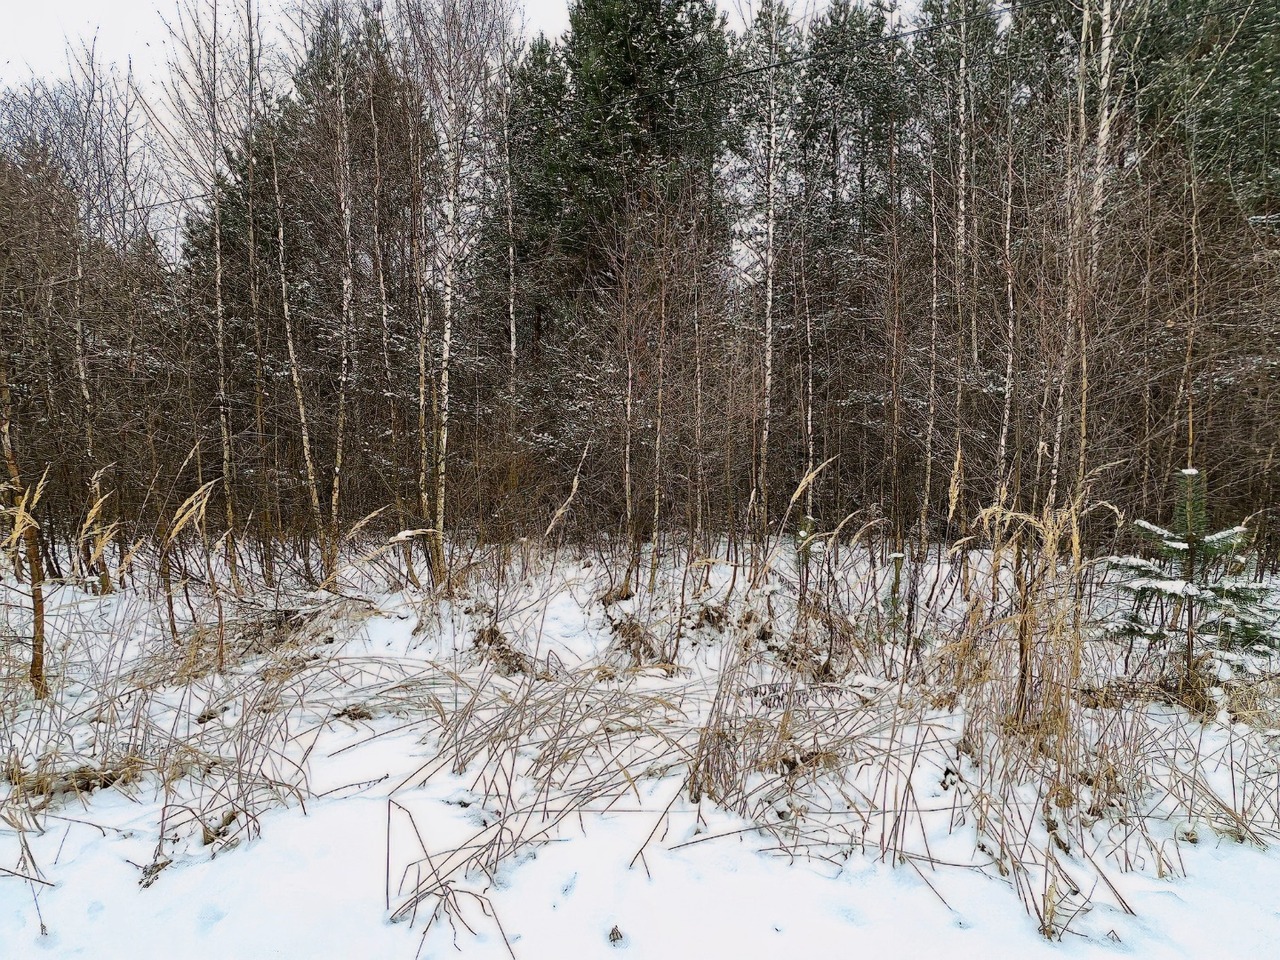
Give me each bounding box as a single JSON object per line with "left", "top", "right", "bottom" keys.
{"left": 2, "top": 0, "right": 1276, "bottom": 584}
{"left": 2, "top": 1, "right": 1280, "bottom": 955}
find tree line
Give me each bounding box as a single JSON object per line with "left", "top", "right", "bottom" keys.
{"left": 2, "top": 0, "right": 1277, "bottom": 590}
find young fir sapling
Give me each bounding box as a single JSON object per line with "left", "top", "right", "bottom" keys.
{"left": 1106, "top": 468, "right": 1277, "bottom": 681}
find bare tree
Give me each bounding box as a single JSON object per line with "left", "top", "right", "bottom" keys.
{"left": 400, "top": 0, "right": 506, "bottom": 584}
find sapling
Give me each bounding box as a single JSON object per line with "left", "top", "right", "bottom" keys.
{"left": 1106, "top": 468, "right": 1276, "bottom": 681}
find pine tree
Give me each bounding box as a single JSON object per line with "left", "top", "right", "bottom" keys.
{"left": 1137, "top": 0, "right": 1280, "bottom": 213}
{"left": 561, "top": 0, "right": 730, "bottom": 277}
{"left": 797, "top": 0, "right": 903, "bottom": 241}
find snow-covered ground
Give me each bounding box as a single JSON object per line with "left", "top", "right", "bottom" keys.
{"left": 4, "top": 545, "right": 1280, "bottom": 958}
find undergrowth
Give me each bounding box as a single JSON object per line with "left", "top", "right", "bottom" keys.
{"left": 2, "top": 519, "right": 1280, "bottom": 947}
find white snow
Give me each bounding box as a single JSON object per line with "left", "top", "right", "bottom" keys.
{"left": 4, "top": 548, "right": 1280, "bottom": 958}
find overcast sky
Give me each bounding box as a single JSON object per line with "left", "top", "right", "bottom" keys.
{"left": 1, "top": 2, "right": 840, "bottom": 88}
{"left": 0, "top": 0, "right": 576, "bottom": 85}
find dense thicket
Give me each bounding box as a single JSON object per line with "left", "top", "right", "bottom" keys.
{"left": 2, "top": 0, "right": 1277, "bottom": 586}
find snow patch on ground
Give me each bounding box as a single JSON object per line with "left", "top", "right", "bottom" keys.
{"left": 4, "top": 549, "right": 1280, "bottom": 958}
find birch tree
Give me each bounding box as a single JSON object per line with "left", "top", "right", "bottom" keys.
{"left": 401, "top": 0, "right": 507, "bottom": 584}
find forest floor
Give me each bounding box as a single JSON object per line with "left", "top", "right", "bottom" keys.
{"left": 3, "top": 543, "right": 1280, "bottom": 958}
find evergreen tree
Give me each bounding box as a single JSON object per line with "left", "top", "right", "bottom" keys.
{"left": 797, "top": 0, "right": 904, "bottom": 241}
{"left": 505, "top": 34, "right": 572, "bottom": 352}
{"left": 560, "top": 0, "right": 731, "bottom": 276}
{"left": 1108, "top": 468, "right": 1278, "bottom": 680}
{"left": 1137, "top": 0, "right": 1280, "bottom": 213}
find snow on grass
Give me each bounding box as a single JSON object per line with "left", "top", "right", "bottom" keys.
{"left": 4, "top": 544, "right": 1280, "bottom": 958}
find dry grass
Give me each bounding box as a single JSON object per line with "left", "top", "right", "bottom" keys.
{"left": 1, "top": 523, "right": 1278, "bottom": 947}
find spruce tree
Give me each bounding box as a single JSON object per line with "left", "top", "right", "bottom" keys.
{"left": 505, "top": 34, "right": 572, "bottom": 352}
{"left": 1107, "top": 468, "right": 1277, "bottom": 682}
